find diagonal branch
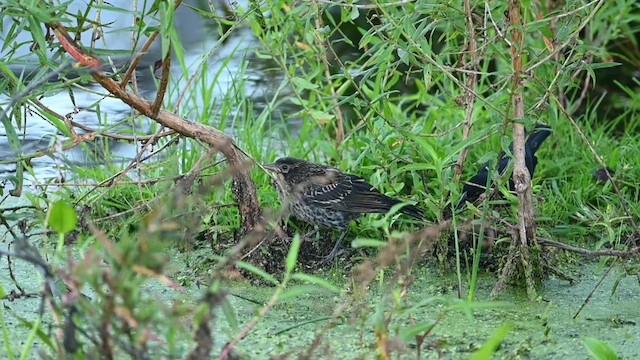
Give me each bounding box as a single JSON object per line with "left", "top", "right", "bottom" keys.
{"left": 51, "top": 22, "right": 261, "bottom": 233}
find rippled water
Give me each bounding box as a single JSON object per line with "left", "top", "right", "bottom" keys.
{"left": 0, "top": 0, "right": 292, "bottom": 188}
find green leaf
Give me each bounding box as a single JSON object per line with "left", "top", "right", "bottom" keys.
{"left": 397, "top": 48, "right": 410, "bottom": 65}
{"left": 280, "top": 285, "right": 320, "bottom": 301}
{"left": 220, "top": 297, "right": 239, "bottom": 332}
{"left": 48, "top": 201, "right": 78, "bottom": 234}
{"left": 0, "top": 104, "right": 21, "bottom": 155}
{"left": 400, "top": 322, "right": 436, "bottom": 341}
{"left": 309, "top": 109, "right": 334, "bottom": 122}
{"left": 290, "top": 77, "right": 318, "bottom": 90}
{"left": 289, "top": 97, "right": 307, "bottom": 106}
{"left": 235, "top": 261, "right": 279, "bottom": 286}
{"left": 10, "top": 161, "right": 23, "bottom": 197}
{"left": 291, "top": 273, "right": 341, "bottom": 293}
{"left": 40, "top": 111, "right": 71, "bottom": 137}
{"left": 586, "top": 62, "right": 621, "bottom": 70}
{"left": 582, "top": 337, "right": 619, "bottom": 360}
{"left": 350, "top": 6, "right": 360, "bottom": 20}
{"left": 285, "top": 234, "right": 301, "bottom": 273}
{"left": 470, "top": 323, "right": 513, "bottom": 360}
{"left": 394, "top": 162, "right": 435, "bottom": 173}
{"left": 27, "top": 16, "right": 47, "bottom": 57}
{"left": 351, "top": 238, "right": 387, "bottom": 248}
{"left": 13, "top": 314, "right": 55, "bottom": 352}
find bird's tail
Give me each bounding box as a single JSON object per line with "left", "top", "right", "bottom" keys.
{"left": 399, "top": 203, "right": 426, "bottom": 221}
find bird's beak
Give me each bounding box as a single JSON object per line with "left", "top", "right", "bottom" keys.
{"left": 263, "top": 163, "right": 279, "bottom": 173}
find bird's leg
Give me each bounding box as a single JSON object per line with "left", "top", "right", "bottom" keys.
{"left": 302, "top": 227, "right": 320, "bottom": 242}
{"left": 319, "top": 229, "right": 349, "bottom": 264}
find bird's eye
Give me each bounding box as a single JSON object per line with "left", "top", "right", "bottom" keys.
{"left": 280, "top": 164, "right": 290, "bottom": 173}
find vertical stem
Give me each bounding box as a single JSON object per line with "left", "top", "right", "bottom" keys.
{"left": 454, "top": 0, "right": 479, "bottom": 180}
{"left": 455, "top": 0, "right": 480, "bottom": 300}
{"left": 508, "top": 0, "right": 538, "bottom": 299}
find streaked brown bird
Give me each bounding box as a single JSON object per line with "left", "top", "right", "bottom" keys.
{"left": 264, "top": 157, "right": 425, "bottom": 262}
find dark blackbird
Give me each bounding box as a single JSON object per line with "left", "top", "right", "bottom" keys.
{"left": 593, "top": 167, "right": 615, "bottom": 183}
{"left": 461, "top": 124, "right": 552, "bottom": 204}
{"left": 264, "top": 157, "right": 425, "bottom": 262}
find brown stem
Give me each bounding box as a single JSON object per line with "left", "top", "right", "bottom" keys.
{"left": 453, "top": 0, "right": 479, "bottom": 179}
{"left": 496, "top": 0, "right": 539, "bottom": 300}
{"left": 151, "top": 44, "right": 172, "bottom": 116}
{"left": 51, "top": 21, "right": 261, "bottom": 233}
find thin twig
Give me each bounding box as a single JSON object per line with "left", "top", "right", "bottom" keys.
{"left": 151, "top": 44, "right": 171, "bottom": 116}
{"left": 573, "top": 265, "right": 614, "bottom": 319}
{"left": 538, "top": 237, "right": 640, "bottom": 258}
{"left": 313, "top": 0, "right": 414, "bottom": 9}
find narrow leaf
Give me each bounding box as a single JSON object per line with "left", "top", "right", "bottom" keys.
{"left": 351, "top": 238, "right": 387, "bottom": 248}
{"left": 291, "top": 273, "right": 341, "bottom": 293}
{"left": 285, "top": 234, "right": 301, "bottom": 273}
{"left": 400, "top": 322, "right": 436, "bottom": 341}
{"left": 235, "top": 261, "right": 279, "bottom": 286}
{"left": 220, "top": 297, "right": 239, "bottom": 332}
{"left": 470, "top": 323, "right": 513, "bottom": 360}
{"left": 290, "top": 77, "right": 318, "bottom": 90}
{"left": 582, "top": 337, "right": 618, "bottom": 360}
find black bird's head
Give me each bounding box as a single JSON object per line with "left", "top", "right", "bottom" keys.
{"left": 526, "top": 124, "right": 552, "bottom": 155}
{"left": 265, "top": 157, "right": 309, "bottom": 184}
{"left": 264, "top": 156, "right": 303, "bottom": 171}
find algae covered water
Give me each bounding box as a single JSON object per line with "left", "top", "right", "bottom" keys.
{"left": 1, "top": 236, "right": 637, "bottom": 359}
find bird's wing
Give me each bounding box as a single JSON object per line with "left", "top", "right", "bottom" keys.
{"left": 334, "top": 176, "right": 425, "bottom": 219}
{"left": 301, "top": 169, "right": 359, "bottom": 208}
{"left": 302, "top": 171, "right": 401, "bottom": 214}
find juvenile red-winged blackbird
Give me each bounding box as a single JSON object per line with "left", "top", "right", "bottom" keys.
{"left": 264, "top": 157, "right": 425, "bottom": 262}
{"left": 461, "top": 124, "right": 552, "bottom": 203}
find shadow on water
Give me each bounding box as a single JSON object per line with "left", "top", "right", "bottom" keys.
{"left": 0, "top": 0, "right": 298, "bottom": 187}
